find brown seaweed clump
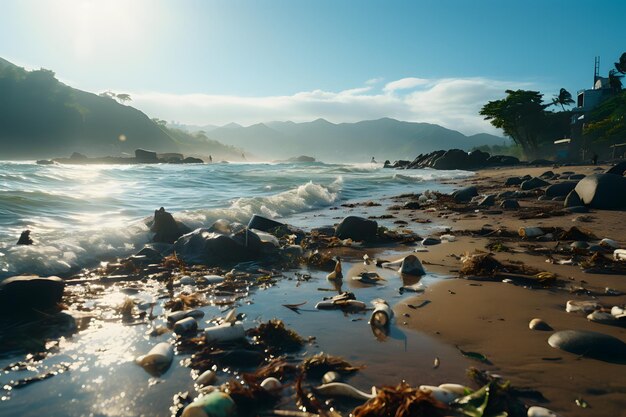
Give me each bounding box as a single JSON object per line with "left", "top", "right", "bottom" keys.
{"left": 460, "top": 252, "right": 506, "bottom": 277}
{"left": 353, "top": 382, "right": 448, "bottom": 417}
{"left": 225, "top": 376, "right": 281, "bottom": 417}
{"left": 300, "top": 353, "right": 363, "bottom": 379}
{"left": 247, "top": 319, "right": 305, "bottom": 354}
{"left": 164, "top": 293, "right": 206, "bottom": 311}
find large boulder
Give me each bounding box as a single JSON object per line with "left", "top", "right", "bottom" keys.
{"left": 248, "top": 215, "right": 305, "bottom": 243}
{"left": 452, "top": 186, "right": 478, "bottom": 203}
{"left": 432, "top": 149, "right": 471, "bottom": 170}
{"left": 548, "top": 330, "right": 626, "bottom": 363}
{"left": 486, "top": 155, "right": 520, "bottom": 166}
{"left": 173, "top": 227, "right": 262, "bottom": 265}
{"left": 182, "top": 157, "right": 204, "bottom": 164}
{"left": 135, "top": 149, "right": 159, "bottom": 163}
{"left": 574, "top": 174, "right": 626, "bottom": 210}
{"left": 606, "top": 161, "right": 626, "bottom": 176}
{"left": 0, "top": 276, "right": 65, "bottom": 313}
{"left": 520, "top": 177, "right": 550, "bottom": 190}
{"left": 16, "top": 230, "right": 33, "bottom": 245}
{"left": 335, "top": 216, "right": 378, "bottom": 242}
{"left": 467, "top": 149, "right": 490, "bottom": 167}
{"left": 545, "top": 181, "right": 578, "bottom": 198}
{"left": 150, "top": 207, "right": 191, "bottom": 244}
{"left": 564, "top": 190, "right": 583, "bottom": 208}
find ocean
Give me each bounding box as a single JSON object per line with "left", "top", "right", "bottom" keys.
{"left": 0, "top": 161, "right": 473, "bottom": 279}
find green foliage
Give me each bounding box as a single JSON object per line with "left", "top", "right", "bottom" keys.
{"left": 471, "top": 143, "right": 523, "bottom": 158}
{"left": 552, "top": 88, "right": 575, "bottom": 110}
{"left": 583, "top": 90, "right": 626, "bottom": 144}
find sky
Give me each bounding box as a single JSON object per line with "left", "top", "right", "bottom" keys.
{"left": 1, "top": 0, "right": 625, "bottom": 135}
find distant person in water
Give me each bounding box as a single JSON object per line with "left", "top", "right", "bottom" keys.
{"left": 208, "top": 155, "right": 213, "bottom": 163}
{"left": 592, "top": 153, "right": 598, "bottom": 165}
{"left": 371, "top": 156, "right": 377, "bottom": 163}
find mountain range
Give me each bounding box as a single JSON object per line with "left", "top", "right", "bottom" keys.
{"left": 171, "top": 118, "right": 509, "bottom": 162}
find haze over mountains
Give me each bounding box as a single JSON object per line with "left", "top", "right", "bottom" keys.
{"left": 0, "top": 56, "right": 508, "bottom": 162}
{"left": 171, "top": 119, "right": 509, "bottom": 162}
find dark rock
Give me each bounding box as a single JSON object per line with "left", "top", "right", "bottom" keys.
{"left": 383, "top": 160, "right": 391, "bottom": 168}
{"left": 135, "top": 149, "right": 158, "bottom": 162}
{"left": 566, "top": 206, "right": 590, "bottom": 213}
{"left": 478, "top": 194, "right": 496, "bottom": 207}
{"left": 574, "top": 174, "right": 626, "bottom": 210}
{"left": 150, "top": 207, "right": 191, "bottom": 244}
{"left": 173, "top": 227, "right": 262, "bottom": 265}
{"left": 537, "top": 195, "right": 551, "bottom": 201}
{"left": 520, "top": 177, "right": 550, "bottom": 190}
{"left": 500, "top": 199, "right": 520, "bottom": 209}
{"left": 182, "top": 157, "right": 204, "bottom": 164}
{"left": 564, "top": 190, "right": 583, "bottom": 208}
{"left": 134, "top": 246, "right": 164, "bottom": 263}
{"left": 497, "top": 191, "right": 516, "bottom": 199}
{"left": 548, "top": 330, "right": 626, "bottom": 363}
{"left": 432, "top": 149, "right": 471, "bottom": 170}
{"left": 36, "top": 159, "right": 54, "bottom": 165}
{"left": 312, "top": 226, "right": 336, "bottom": 236}
{"left": 403, "top": 201, "right": 421, "bottom": 210}
{"left": 452, "top": 186, "right": 478, "bottom": 203}
{"left": 551, "top": 196, "right": 566, "bottom": 201}
{"left": 16, "top": 230, "right": 33, "bottom": 245}
{"left": 530, "top": 159, "right": 553, "bottom": 166}
{"left": 422, "top": 237, "right": 441, "bottom": 245}
{"left": 486, "top": 155, "right": 520, "bottom": 166}
{"left": 248, "top": 215, "right": 285, "bottom": 232}
{"left": 0, "top": 276, "right": 65, "bottom": 313}
{"left": 606, "top": 161, "right": 626, "bottom": 176}
{"left": 545, "top": 181, "right": 578, "bottom": 198}
{"left": 335, "top": 216, "right": 378, "bottom": 242}
{"left": 285, "top": 155, "right": 316, "bottom": 163}
{"left": 539, "top": 170, "right": 555, "bottom": 179}
{"left": 505, "top": 177, "right": 523, "bottom": 186}
{"left": 467, "top": 149, "right": 490, "bottom": 167}
{"left": 569, "top": 174, "right": 586, "bottom": 180}
{"left": 70, "top": 152, "right": 88, "bottom": 160}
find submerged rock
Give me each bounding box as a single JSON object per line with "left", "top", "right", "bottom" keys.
{"left": 0, "top": 275, "right": 65, "bottom": 314}
{"left": 16, "top": 230, "right": 33, "bottom": 245}
{"left": 548, "top": 330, "right": 626, "bottom": 362}
{"left": 335, "top": 216, "right": 378, "bottom": 242}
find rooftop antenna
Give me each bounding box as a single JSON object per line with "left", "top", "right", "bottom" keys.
{"left": 594, "top": 56, "right": 600, "bottom": 85}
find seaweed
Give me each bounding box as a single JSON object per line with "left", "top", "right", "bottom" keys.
{"left": 558, "top": 226, "right": 597, "bottom": 242}
{"left": 300, "top": 353, "right": 363, "bottom": 379}
{"left": 247, "top": 319, "right": 305, "bottom": 354}
{"left": 226, "top": 375, "right": 281, "bottom": 417}
{"left": 164, "top": 293, "right": 206, "bottom": 311}
{"left": 460, "top": 252, "right": 505, "bottom": 277}
{"left": 249, "top": 357, "right": 299, "bottom": 381}
{"left": 352, "top": 382, "right": 448, "bottom": 417}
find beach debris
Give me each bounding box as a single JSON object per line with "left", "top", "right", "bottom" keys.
{"left": 614, "top": 249, "right": 626, "bottom": 261}
{"left": 168, "top": 309, "right": 205, "bottom": 323}
{"left": 260, "top": 377, "right": 282, "bottom": 392}
{"left": 181, "top": 390, "right": 236, "bottom": 417}
{"left": 600, "top": 238, "right": 620, "bottom": 249}
{"left": 282, "top": 301, "right": 307, "bottom": 313}
{"left": 440, "top": 234, "right": 456, "bottom": 242}
{"left": 136, "top": 342, "right": 174, "bottom": 376}
{"left": 382, "top": 255, "right": 426, "bottom": 276}
{"left": 201, "top": 275, "right": 226, "bottom": 284}
{"left": 352, "top": 382, "right": 448, "bottom": 417}
{"left": 195, "top": 369, "right": 217, "bottom": 386}
{"left": 352, "top": 271, "right": 385, "bottom": 284}
{"left": 518, "top": 227, "right": 545, "bottom": 238}
{"left": 9, "top": 362, "right": 70, "bottom": 389}
{"left": 314, "top": 382, "right": 377, "bottom": 401}
{"left": 575, "top": 397, "right": 590, "bottom": 408}
{"left": 322, "top": 371, "right": 341, "bottom": 384}
{"left": 326, "top": 257, "right": 343, "bottom": 280}
{"left": 548, "top": 330, "right": 626, "bottom": 362}
{"left": 612, "top": 306, "right": 625, "bottom": 317}
{"left": 418, "top": 385, "right": 465, "bottom": 404}
{"left": 174, "top": 317, "right": 199, "bottom": 334}
{"left": 399, "top": 282, "right": 425, "bottom": 294}
{"left": 166, "top": 293, "right": 207, "bottom": 311}
{"left": 433, "top": 357, "right": 440, "bottom": 369}
{"left": 558, "top": 226, "right": 597, "bottom": 241}
{"left": 369, "top": 299, "right": 393, "bottom": 328}
{"left": 300, "top": 353, "right": 363, "bottom": 379}
{"left": 533, "top": 271, "right": 557, "bottom": 285}
{"left": 205, "top": 322, "right": 246, "bottom": 345}
{"left": 529, "top": 318, "right": 552, "bottom": 331}
{"left": 565, "top": 300, "right": 601, "bottom": 313}
{"left": 247, "top": 319, "right": 304, "bottom": 354}
{"left": 460, "top": 252, "right": 504, "bottom": 277}
{"left": 456, "top": 346, "right": 492, "bottom": 364}
{"left": 315, "top": 292, "right": 367, "bottom": 311}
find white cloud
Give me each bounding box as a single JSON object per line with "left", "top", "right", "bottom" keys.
{"left": 383, "top": 77, "right": 430, "bottom": 93}
{"left": 365, "top": 77, "right": 384, "bottom": 85}
{"left": 130, "top": 76, "right": 536, "bottom": 135}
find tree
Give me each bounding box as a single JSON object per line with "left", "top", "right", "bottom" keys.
{"left": 116, "top": 93, "right": 131, "bottom": 103}
{"left": 552, "top": 88, "right": 575, "bottom": 110}
{"left": 584, "top": 90, "right": 626, "bottom": 145}
{"left": 479, "top": 89, "right": 551, "bottom": 157}
{"left": 614, "top": 52, "right": 626, "bottom": 74}
{"left": 609, "top": 69, "right": 624, "bottom": 93}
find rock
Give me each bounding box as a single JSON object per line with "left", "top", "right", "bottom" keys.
{"left": 322, "top": 371, "right": 342, "bottom": 384}
{"left": 529, "top": 318, "right": 552, "bottom": 331}
{"left": 497, "top": 190, "right": 516, "bottom": 199}
{"left": 36, "top": 159, "right": 54, "bottom": 165}
{"left": 403, "top": 201, "right": 421, "bottom": 209}
{"left": 422, "top": 237, "right": 441, "bottom": 246}
{"left": 527, "top": 406, "right": 562, "bottom": 417}
{"left": 569, "top": 174, "right": 586, "bottom": 180}
{"left": 335, "top": 216, "right": 378, "bottom": 242}
{"left": 151, "top": 207, "right": 191, "bottom": 244}
{"left": 539, "top": 170, "right": 555, "bottom": 179}
{"left": 312, "top": 226, "right": 336, "bottom": 236}
{"left": 452, "top": 186, "right": 478, "bottom": 203}
{"left": 173, "top": 227, "right": 262, "bottom": 265}
{"left": 196, "top": 370, "right": 217, "bottom": 386}
{"left": 587, "top": 311, "right": 623, "bottom": 325}
{"left": 500, "top": 199, "right": 520, "bottom": 209}
{"left": 432, "top": 149, "right": 472, "bottom": 170}
{"left": 399, "top": 255, "right": 426, "bottom": 276}
{"left": 565, "top": 206, "right": 589, "bottom": 213}
{"left": 477, "top": 194, "right": 496, "bottom": 207}
{"left": 545, "top": 181, "right": 577, "bottom": 198}
{"left": 564, "top": 190, "right": 583, "bottom": 208}
{"left": 505, "top": 177, "right": 523, "bottom": 186}
{"left": 134, "top": 246, "right": 164, "bottom": 263}
{"left": 530, "top": 159, "right": 553, "bottom": 166}
{"left": 606, "top": 161, "right": 626, "bottom": 176}
{"left": 182, "top": 156, "right": 204, "bottom": 164}
{"left": 0, "top": 275, "right": 65, "bottom": 313}
{"left": 16, "top": 230, "right": 33, "bottom": 245}
{"left": 70, "top": 152, "right": 87, "bottom": 160}
{"left": 135, "top": 149, "right": 158, "bottom": 162}
{"left": 548, "top": 330, "right": 626, "bottom": 362}
{"left": 520, "top": 177, "right": 550, "bottom": 190}
{"left": 248, "top": 215, "right": 285, "bottom": 232}
{"left": 486, "top": 155, "right": 520, "bottom": 166}
{"left": 565, "top": 300, "right": 600, "bottom": 313}
{"left": 574, "top": 174, "right": 626, "bottom": 209}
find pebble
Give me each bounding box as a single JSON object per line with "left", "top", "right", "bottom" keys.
{"left": 422, "top": 237, "right": 441, "bottom": 246}
{"left": 529, "top": 318, "right": 552, "bottom": 331}
{"left": 527, "top": 406, "right": 561, "bottom": 417}
{"left": 565, "top": 300, "right": 601, "bottom": 313}
{"left": 587, "top": 311, "right": 619, "bottom": 324}
{"left": 548, "top": 330, "right": 626, "bottom": 361}
{"left": 196, "top": 370, "right": 217, "bottom": 386}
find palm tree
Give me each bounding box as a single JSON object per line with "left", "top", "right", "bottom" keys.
{"left": 609, "top": 69, "right": 624, "bottom": 93}
{"left": 552, "top": 88, "right": 575, "bottom": 110}
{"left": 614, "top": 52, "right": 626, "bottom": 74}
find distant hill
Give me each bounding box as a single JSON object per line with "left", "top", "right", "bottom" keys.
{"left": 174, "top": 117, "right": 510, "bottom": 162}
{"left": 0, "top": 58, "right": 241, "bottom": 160}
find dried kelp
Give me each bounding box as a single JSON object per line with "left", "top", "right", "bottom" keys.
{"left": 300, "top": 353, "right": 363, "bottom": 379}
{"left": 247, "top": 319, "right": 305, "bottom": 354}
{"left": 353, "top": 382, "right": 447, "bottom": 417}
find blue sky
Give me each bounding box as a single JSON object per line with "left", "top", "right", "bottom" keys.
{"left": 1, "top": 0, "right": 624, "bottom": 134}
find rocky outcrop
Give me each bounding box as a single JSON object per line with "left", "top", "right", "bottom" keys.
{"left": 173, "top": 225, "right": 263, "bottom": 265}
{"left": 16, "top": 230, "right": 33, "bottom": 245}
{"left": 394, "top": 149, "right": 520, "bottom": 171}
{"left": 0, "top": 275, "right": 65, "bottom": 313}
{"left": 135, "top": 149, "right": 159, "bottom": 162}
{"left": 150, "top": 207, "right": 191, "bottom": 244}
{"left": 452, "top": 186, "right": 478, "bottom": 203}
{"left": 335, "top": 216, "right": 378, "bottom": 242}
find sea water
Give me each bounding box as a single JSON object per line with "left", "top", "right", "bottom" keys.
{"left": 0, "top": 161, "right": 473, "bottom": 278}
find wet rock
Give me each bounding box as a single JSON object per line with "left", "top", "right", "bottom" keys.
{"left": 173, "top": 227, "right": 262, "bottom": 265}
{"left": 505, "top": 177, "right": 523, "bottom": 186}
{"left": 16, "top": 230, "right": 33, "bottom": 245}
{"left": 545, "top": 181, "right": 577, "bottom": 198}
{"left": 335, "top": 216, "right": 378, "bottom": 242}
{"left": 500, "top": 199, "right": 520, "bottom": 209}
{"left": 151, "top": 207, "right": 191, "bottom": 244}
{"left": 422, "top": 237, "right": 441, "bottom": 246}
{"left": 587, "top": 311, "right": 624, "bottom": 325}
{"left": 133, "top": 246, "right": 164, "bottom": 263}
{"left": 0, "top": 275, "right": 65, "bottom": 314}
{"left": 539, "top": 170, "right": 555, "bottom": 179}
{"left": 574, "top": 174, "right": 626, "bottom": 210}
{"left": 452, "top": 186, "right": 478, "bottom": 203}
{"left": 477, "top": 194, "right": 496, "bottom": 207}
{"left": 248, "top": 215, "right": 284, "bottom": 233}
{"left": 606, "top": 160, "right": 626, "bottom": 176}
{"left": 403, "top": 201, "right": 421, "bottom": 209}
{"left": 529, "top": 318, "right": 552, "bottom": 331}
{"left": 566, "top": 300, "right": 600, "bottom": 313}
{"left": 520, "top": 177, "right": 550, "bottom": 190}
{"left": 548, "top": 330, "right": 626, "bottom": 362}
{"left": 312, "top": 226, "right": 336, "bottom": 236}
{"left": 135, "top": 148, "right": 158, "bottom": 162}
{"left": 182, "top": 156, "right": 204, "bottom": 164}
{"left": 564, "top": 190, "right": 583, "bottom": 208}
{"left": 432, "top": 149, "right": 473, "bottom": 170}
